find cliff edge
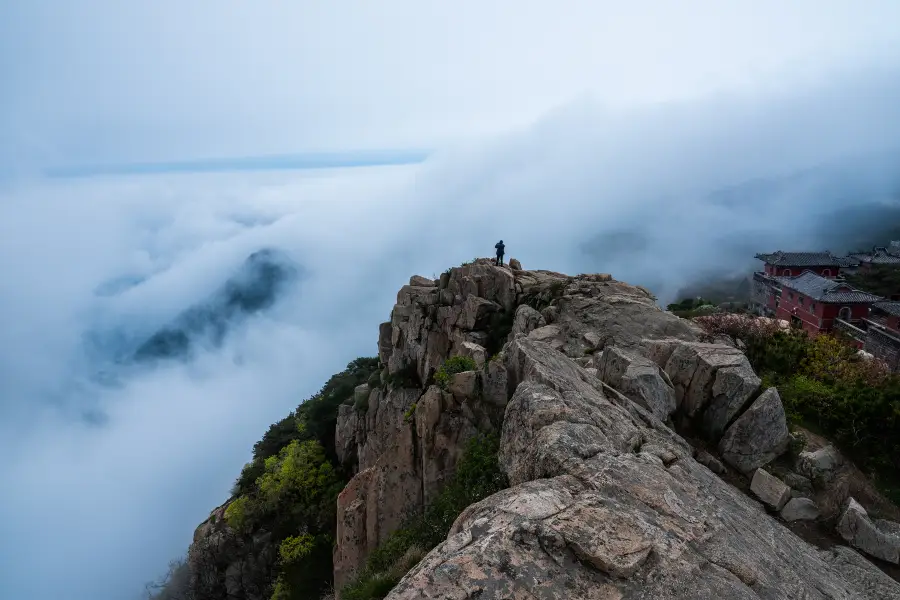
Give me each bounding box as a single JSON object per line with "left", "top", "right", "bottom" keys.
{"left": 179, "top": 258, "right": 900, "bottom": 600}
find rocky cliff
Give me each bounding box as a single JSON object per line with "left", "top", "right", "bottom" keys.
{"left": 332, "top": 259, "right": 900, "bottom": 598}
{"left": 182, "top": 259, "right": 900, "bottom": 600}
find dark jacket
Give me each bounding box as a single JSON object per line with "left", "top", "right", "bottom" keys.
{"left": 495, "top": 242, "right": 505, "bottom": 255}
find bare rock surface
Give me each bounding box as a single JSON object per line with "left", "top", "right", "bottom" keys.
{"left": 596, "top": 345, "right": 677, "bottom": 421}
{"left": 838, "top": 498, "right": 900, "bottom": 565}
{"left": 386, "top": 337, "right": 900, "bottom": 599}
{"left": 751, "top": 468, "right": 791, "bottom": 511}
{"left": 782, "top": 497, "right": 821, "bottom": 522}
{"left": 718, "top": 387, "right": 791, "bottom": 474}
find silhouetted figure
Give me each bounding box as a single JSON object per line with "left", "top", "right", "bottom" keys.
{"left": 494, "top": 240, "right": 505, "bottom": 266}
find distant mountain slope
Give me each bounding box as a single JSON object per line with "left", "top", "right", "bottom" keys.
{"left": 133, "top": 248, "right": 303, "bottom": 362}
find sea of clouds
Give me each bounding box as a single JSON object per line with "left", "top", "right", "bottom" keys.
{"left": 2, "top": 63, "right": 900, "bottom": 599}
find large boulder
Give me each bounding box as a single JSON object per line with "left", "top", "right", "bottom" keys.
{"left": 750, "top": 468, "right": 791, "bottom": 511}
{"left": 662, "top": 342, "right": 751, "bottom": 418}
{"left": 837, "top": 498, "right": 900, "bottom": 565}
{"left": 595, "top": 345, "right": 676, "bottom": 421}
{"left": 781, "top": 498, "right": 821, "bottom": 522}
{"left": 798, "top": 445, "right": 844, "bottom": 485}
{"left": 385, "top": 338, "right": 900, "bottom": 599}
{"left": 511, "top": 304, "right": 545, "bottom": 338}
{"left": 718, "top": 387, "right": 790, "bottom": 474}
{"left": 702, "top": 363, "right": 761, "bottom": 439}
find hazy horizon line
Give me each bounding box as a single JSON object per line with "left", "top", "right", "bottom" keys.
{"left": 43, "top": 148, "right": 431, "bottom": 178}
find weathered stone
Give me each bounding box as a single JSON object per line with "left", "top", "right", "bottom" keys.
{"left": 702, "top": 363, "right": 761, "bottom": 440}
{"left": 335, "top": 403, "right": 362, "bottom": 466}
{"left": 447, "top": 370, "right": 478, "bottom": 398}
{"left": 837, "top": 497, "right": 900, "bottom": 564}
{"left": 509, "top": 257, "right": 522, "bottom": 270}
{"left": 511, "top": 304, "right": 545, "bottom": 338}
{"left": 798, "top": 445, "right": 843, "bottom": 485}
{"left": 415, "top": 386, "right": 479, "bottom": 507}
{"left": 457, "top": 341, "right": 487, "bottom": 369}
{"left": 353, "top": 383, "right": 370, "bottom": 406}
{"left": 663, "top": 342, "right": 748, "bottom": 417}
{"left": 696, "top": 450, "right": 726, "bottom": 475}
{"left": 527, "top": 324, "right": 565, "bottom": 351}
{"left": 719, "top": 387, "right": 790, "bottom": 474}
{"left": 540, "top": 305, "right": 558, "bottom": 324}
{"left": 751, "top": 468, "right": 791, "bottom": 511}
{"left": 409, "top": 274, "right": 435, "bottom": 287}
{"left": 781, "top": 498, "right": 820, "bottom": 522}
{"left": 386, "top": 337, "right": 900, "bottom": 600}
{"left": 583, "top": 367, "right": 598, "bottom": 378}
{"left": 582, "top": 330, "right": 602, "bottom": 348}
{"left": 597, "top": 345, "right": 676, "bottom": 421}
{"left": 482, "top": 356, "right": 508, "bottom": 407}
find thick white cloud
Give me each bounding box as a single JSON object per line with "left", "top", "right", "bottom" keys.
{"left": 2, "top": 59, "right": 900, "bottom": 599}
{"left": 3, "top": 2, "right": 900, "bottom": 598}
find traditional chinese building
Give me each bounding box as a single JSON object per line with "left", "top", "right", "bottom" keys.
{"left": 847, "top": 244, "right": 900, "bottom": 273}
{"left": 754, "top": 251, "right": 846, "bottom": 278}
{"left": 758, "top": 270, "right": 882, "bottom": 336}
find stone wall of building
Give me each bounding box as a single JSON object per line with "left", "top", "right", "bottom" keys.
{"left": 864, "top": 326, "right": 900, "bottom": 372}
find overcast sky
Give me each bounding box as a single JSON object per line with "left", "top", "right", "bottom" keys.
{"left": 3, "top": 3, "right": 900, "bottom": 600}
{"left": 4, "top": 0, "right": 900, "bottom": 167}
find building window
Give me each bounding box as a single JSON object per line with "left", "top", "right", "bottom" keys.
{"left": 822, "top": 269, "right": 831, "bottom": 277}
{"left": 811, "top": 302, "right": 816, "bottom": 311}
{"left": 839, "top": 307, "right": 851, "bottom": 320}
{"left": 783, "top": 269, "right": 792, "bottom": 276}
{"left": 789, "top": 292, "right": 794, "bottom": 299}
{"left": 799, "top": 297, "right": 804, "bottom": 306}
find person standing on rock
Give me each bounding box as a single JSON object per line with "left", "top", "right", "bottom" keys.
{"left": 494, "top": 240, "right": 505, "bottom": 266}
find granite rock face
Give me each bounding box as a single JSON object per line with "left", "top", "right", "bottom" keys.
{"left": 335, "top": 261, "right": 706, "bottom": 587}
{"left": 385, "top": 338, "right": 900, "bottom": 599}
{"left": 718, "top": 387, "right": 791, "bottom": 474}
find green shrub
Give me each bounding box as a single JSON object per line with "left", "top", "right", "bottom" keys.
{"left": 433, "top": 356, "right": 478, "bottom": 390}
{"left": 341, "top": 434, "right": 507, "bottom": 599}
{"left": 403, "top": 404, "right": 416, "bottom": 423}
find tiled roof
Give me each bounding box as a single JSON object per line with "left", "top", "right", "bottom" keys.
{"left": 833, "top": 256, "right": 861, "bottom": 267}
{"left": 873, "top": 301, "right": 900, "bottom": 317}
{"left": 774, "top": 270, "right": 883, "bottom": 304}
{"left": 755, "top": 251, "right": 842, "bottom": 267}
{"left": 847, "top": 246, "right": 900, "bottom": 264}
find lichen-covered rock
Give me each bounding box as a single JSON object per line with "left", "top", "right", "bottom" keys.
{"left": 837, "top": 498, "right": 900, "bottom": 565}
{"left": 750, "top": 468, "right": 791, "bottom": 511}
{"left": 718, "top": 387, "right": 790, "bottom": 474}
{"left": 386, "top": 338, "right": 900, "bottom": 600}
{"left": 509, "top": 257, "right": 522, "bottom": 270}
{"left": 781, "top": 498, "right": 821, "bottom": 522}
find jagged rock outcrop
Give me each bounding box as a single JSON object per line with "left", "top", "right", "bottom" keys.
{"left": 385, "top": 337, "right": 900, "bottom": 599}
{"left": 333, "top": 261, "right": 713, "bottom": 589}
{"left": 594, "top": 345, "right": 676, "bottom": 421}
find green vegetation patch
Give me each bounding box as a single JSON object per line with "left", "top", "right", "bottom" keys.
{"left": 433, "top": 355, "right": 478, "bottom": 390}
{"left": 696, "top": 314, "right": 900, "bottom": 503}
